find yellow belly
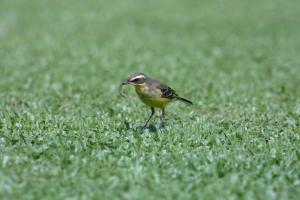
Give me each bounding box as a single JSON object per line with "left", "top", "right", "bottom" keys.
{"left": 135, "top": 85, "right": 171, "bottom": 108}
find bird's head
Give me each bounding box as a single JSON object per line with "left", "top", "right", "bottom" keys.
{"left": 122, "top": 72, "right": 147, "bottom": 86}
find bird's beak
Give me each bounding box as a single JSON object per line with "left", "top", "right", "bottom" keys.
{"left": 122, "top": 80, "right": 130, "bottom": 85}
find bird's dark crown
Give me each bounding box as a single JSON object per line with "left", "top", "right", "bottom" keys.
{"left": 128, "top": 72, "right": 147, "bottom": 79}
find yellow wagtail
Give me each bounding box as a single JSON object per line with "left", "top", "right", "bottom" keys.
{"left": 120, "top": 72, "right": 192, "bottom": 129}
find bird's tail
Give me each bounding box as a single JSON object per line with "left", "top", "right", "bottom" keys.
{"left": 175, "top": 96, "right": 193, "bottom": 105}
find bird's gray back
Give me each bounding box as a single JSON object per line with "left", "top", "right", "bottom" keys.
{"left": 147, "top": 79, "right": 178, "bottom": 99}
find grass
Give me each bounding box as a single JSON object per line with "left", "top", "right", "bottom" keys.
{"left": 0, "top": 0, "right": 300, "bottom": 199}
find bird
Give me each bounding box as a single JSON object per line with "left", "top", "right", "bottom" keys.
{"left": 120, "top": 72, "right": 192, "bottom": 129}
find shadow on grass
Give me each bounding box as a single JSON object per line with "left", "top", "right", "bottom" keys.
{"left": 118, "top": 119, "right": 167, "bottom": 135}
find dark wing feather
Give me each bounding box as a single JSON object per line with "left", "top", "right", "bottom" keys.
{"left": 157, "top": 83, "right": 178, "bottom": 99}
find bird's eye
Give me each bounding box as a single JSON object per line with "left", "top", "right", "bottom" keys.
{"left": 132, "top": 78, "right": 140, "bottom": 82}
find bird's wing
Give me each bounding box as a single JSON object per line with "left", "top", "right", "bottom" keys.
{"left": 153, "top": 81, "right": 178, "bottom": 99}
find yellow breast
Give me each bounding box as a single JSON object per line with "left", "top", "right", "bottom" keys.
{"left": 135, "top": 84, "right": 171, "bottom": 108}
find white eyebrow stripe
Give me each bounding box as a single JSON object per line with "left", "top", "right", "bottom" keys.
{"left": 129, "top": 75, "right": 145, "bottom": 81}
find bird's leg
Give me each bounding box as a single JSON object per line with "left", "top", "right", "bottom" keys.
{"left": 142, "top": 107, "right": 155, "bottom": 130}
{"left": 160, "top": 108, "right": 165, "bottom": 128}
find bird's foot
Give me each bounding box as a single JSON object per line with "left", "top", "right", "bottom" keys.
{"left": 159, "top": 122, "right": 166, "bottom": 130}
{"left": 138, "top": 124, "right": 159, "bottom": 133}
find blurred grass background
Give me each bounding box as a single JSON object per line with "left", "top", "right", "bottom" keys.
{"left": 0, "top": 0, "right": 300, "bottom": 199}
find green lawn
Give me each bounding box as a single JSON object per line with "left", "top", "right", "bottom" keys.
{"left": 1, "top": 0, "right": 300, "bottom": 199}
